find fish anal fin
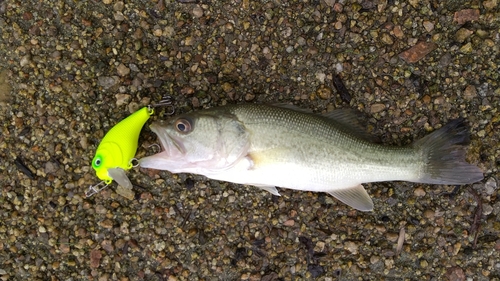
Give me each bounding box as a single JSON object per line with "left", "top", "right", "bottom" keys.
{"left": 108, "top": 167, "right": 133, "bottom": 189}
{"left": 327, "top": 184, "right": 373, "bottom": 212}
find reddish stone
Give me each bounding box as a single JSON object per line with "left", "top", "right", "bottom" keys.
{"left": 453, "top": 9, "right": 480, "bottom": 25}
{"left": 446, "top": 267, "right": 465, "bottom": 281}
{"left": 399, "top": 42, "right": 437, "bottom": 63}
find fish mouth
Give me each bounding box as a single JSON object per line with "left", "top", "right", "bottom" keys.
{"left": 150, "top": 123, "right": 186, "bottom": 157}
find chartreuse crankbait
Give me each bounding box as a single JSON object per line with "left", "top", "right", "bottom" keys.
{"left": 86, "top": 97, "right": 175, "bottom": 197}
{"left": 86, "top": 106, "right": 154, "bottom": 197}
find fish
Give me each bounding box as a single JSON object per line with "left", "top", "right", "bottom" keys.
{"left": 138, "top": 104, "right": 484, "bottom": 211}
{"left": 89, "top": 106, "right": 153, "bottom": 196}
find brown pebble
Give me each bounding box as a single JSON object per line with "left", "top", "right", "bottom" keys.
{"left": 423, "top": 210, "right": 435, "bottom": 220}
{"left": 283, "top": 219, "right": 295, "bottom": 226}
{"left": 333, "top": 2, "right": 343, "bottom": 12}
{"left": 90, "top": 249, "right": 102, "bottom": 268}
{"left": 433, "top": 96, "right": 445, "bottom": 105}
{"left": 453, "top": 9, "right": 480, "bottom": 25}
{"left": 221, "top": 82, "right": 234, "bottom": 93}
{"left": 344, "top": 241, "right": 359, "bottom": 254}
{"left": 115, "top": 93, "right": 131, "bottom": 106}
{"left": 205, "top": 72, "right": 218, "bottom": 84}
{"left": 244, "top": 93, "right": 255, "bottom": 101}
{"left": 317, "top": 85, "right": 332, "bottom": 100}
{"left": 116, "top": 63, "right": 130, "bottom": 76}
{"left": 324, "top": 0, "right": 335, "bottom": 7}
{"left": 393, "top": 25, "right": 404, "bottom": 39}
{"left": 446, "top": 267, "right": 466, "bottom": 281}
{"left": 59, "top": 240, "right": 70, "bottom": 254}
{"left": 180, "top": 86, "right": 195, "bottom": 95}
{"left": 386, "top": 232, "right": 399, "bottom": 242}
{"left": 423, "top": 21, "right": 434, "bottom": 32}
{"left": 455, "top": 28, "right": 474, "bottom": 43}
{"left": 191, "top": 96, "right": 200, "bottom": 107}
{"left": 422, "top": 95, "right": 431, "bottom": 104}
{"left": 192, "top": 5, "right": 203, "bottom": 18}
{"left": 399, "top": 42, "right": 437, "bottom": 63}
{"left": 414, "top": 187, "right": 426, "bottom": 197}
{"left": 370, "top": 103, "right": 386, "bottom": 113}
{"left": 101, "top": 240, "right": 114, "bottom": 253}
{"left": 116, "top": 185, "right": 135, "bottom": 200}
{"left": 483, "top": 0, "right": 497, "bottom": 10}
{"left": 463, "top": 85, "right": 477, "bottom": 99}
{"left": 100, "top": 219, "right": 114, "bottom": 229}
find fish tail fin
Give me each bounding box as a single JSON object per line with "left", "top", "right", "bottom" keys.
{"left": 413, "top": 118, "right": 483, "bottom": 185}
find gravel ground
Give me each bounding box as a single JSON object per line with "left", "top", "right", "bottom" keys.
{"left": 0, "top": 0, "right": 499, "bottom": 280}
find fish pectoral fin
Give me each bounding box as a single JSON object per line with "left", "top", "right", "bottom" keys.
{"left": 108, "top": 168, "right": 133, "bottom": 189}
{"left": 252, "top": 184, "right": 281, "bottom": 196}
{"left": 247, "top": 148, "right": 289, "bottom": 169}
{"left": 327, "top": 184, "right": 373, "bottom": 212}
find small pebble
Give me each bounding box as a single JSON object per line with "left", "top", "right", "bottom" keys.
{"left": 116, "top": 63, "right": 130, "bottom": 76}
{"left": 484, "top": 177, "right": 498, "bottom": 195}
{"left": 423, "top": 210, "right": 435, "bottom": 220}
{"left": 423, "top": 21, "right": 434, "bottom": 32}
{"left": 370, "top": 103, "right": 385, "bottom": 113}
{"left": 192, "top": 6, "right": 203, "bottom": 18}
{"left": 317, "top": 86, "right": 332, "bottom": 100}
{"left": 463, "top": 85, "right": 477, "bottom": 99}
{"left": 455, "top": 28, "right": 474, "bottom": 43}
{"left": 98, "top": 76, "right": 118, "bottom": 89}
{"left": 414, "top": 187, "right": 426, "bottom": 197}
{"left": 115, "top": 93, "right": 131, "bottom": 106}
{"left": 344, "top": 241, "right": 359, "bottom": 254}
{"left": 116, "top": 186, "right": 135, "bottom": 200}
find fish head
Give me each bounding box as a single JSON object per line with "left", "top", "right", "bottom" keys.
{"left": 140, "top": 111, "right": 250, "bottom": 173}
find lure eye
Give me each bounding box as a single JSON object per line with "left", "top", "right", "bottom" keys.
{"left": 93, "top": 157, "right": 102, "bottom": 168}
{"left": 174, "top": 118, "right": 192, "bottom": 133}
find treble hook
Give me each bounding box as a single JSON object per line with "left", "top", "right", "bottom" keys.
{"left": 85, "top": 181, "right": 109, "bottom": 197}
{"left": 148, "top": 143, "right": 161, "bottom": 153}
{"left": 148, "top": 95, "right": 175, "bottom": 115}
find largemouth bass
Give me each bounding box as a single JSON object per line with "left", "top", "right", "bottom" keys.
{"left": 138, "top": 104, "right": 483, "bottom": 211}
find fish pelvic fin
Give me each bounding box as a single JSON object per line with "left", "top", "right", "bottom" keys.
{"left": 108, "top": 167, "right": 133, "bottom": 189}
{"left": 327, "top": 184, "right": 374, "bottom": 212}
{"left": 253, "top": 184, "right": 281, "bottom": 196}
{"left": 414, "top": 118, "right": 483, "bottom": 185}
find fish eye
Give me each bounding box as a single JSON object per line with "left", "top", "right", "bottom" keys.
{"left": 174, "top": 118, "right": 192, "bottom": 133}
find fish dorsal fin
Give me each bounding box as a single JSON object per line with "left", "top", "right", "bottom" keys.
{"left": 271, "top": 103, "right": 313, "bottom": 114}
{"left": 327, "top": 184, "right": 374, "bottom": 211}
{"left": 272, "top": 104, "right": 374, "bottom": 142}
{"left": 108, "top": 167, "right": 133, "bottom": 189}
{"left": 322, "top": 109, "right": 375, "bottom": 142}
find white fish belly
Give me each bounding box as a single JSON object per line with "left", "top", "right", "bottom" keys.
{"left": 203, "top": 152, "right": 421, "bottom": 192}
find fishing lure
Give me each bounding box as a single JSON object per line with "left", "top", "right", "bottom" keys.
{"left": 86, "top": 106, "right": 154, "bottom": 197}
{"left": 86, "top": 97, "right": 175, "bottom": 197}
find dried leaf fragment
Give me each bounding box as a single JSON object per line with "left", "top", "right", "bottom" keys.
{"left": 396, "top": 227, "right": 405, "bottom": 255}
